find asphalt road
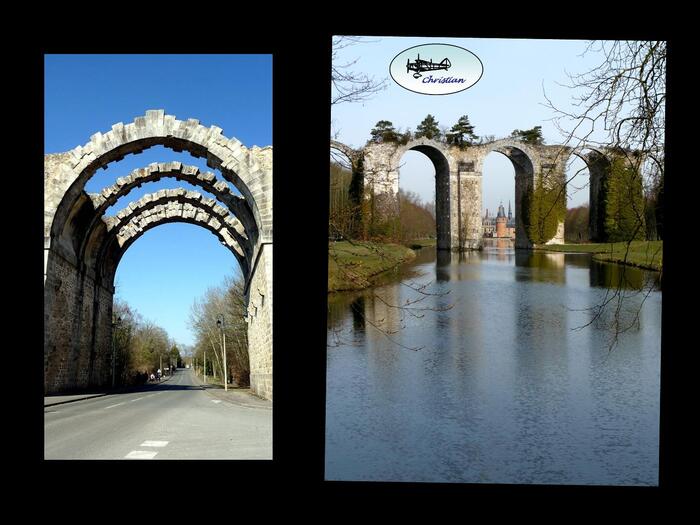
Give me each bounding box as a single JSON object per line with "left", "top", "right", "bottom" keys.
{"left": 44, "top": 368, "right": 272, "bottom": 459}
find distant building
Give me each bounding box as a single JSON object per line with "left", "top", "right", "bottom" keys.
{"left": 483, "top": 200, "right": 515, "bottom": 239}
{"left": 483, "top": 208, "right": 496, "bottom": 237}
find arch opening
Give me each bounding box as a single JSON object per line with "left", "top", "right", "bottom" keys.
{"left": 565, "top": 153, "right": 591, "bottom": 243}
{"left": 45, "top": 111, "right": 272, "bottom": 399}
{"left": 568, "top": 148, "right": 611, "bottom": 243}
{"left": 48, "top": 112, "right": 268, "bottom": 268}
{"left": 397, "top": 144, "right": 450, "bottom": 249}
{"left": 481, "top": 151, "right": 516, "bottom": 243}
{"left": 481, "top": 143, "right": 535, "bottom": 249}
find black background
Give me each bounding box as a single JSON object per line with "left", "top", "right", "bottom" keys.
{"left": 20, "top": 21, "right": 686, "bottom": 505}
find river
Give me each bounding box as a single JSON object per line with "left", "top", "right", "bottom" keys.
{"left": 325, "top": 239, "right": 662, "bottom": 485}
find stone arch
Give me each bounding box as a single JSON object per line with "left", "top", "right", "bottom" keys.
{"left": 46, "top": 110, "right": 271, "bottom": 271}
{"left": 87, "top": 161, "right": 257, "bottom": 243}
{"left": 391, "top": 138, "right": 458, "bottom": 250}
{"left": 83, "top": 191, "right": 251, "bottom": 285}
{"left": 566, "top": 147, "right": 611, "bottom": 242}
{"left": 73, "top": 164, "right": 255, "bottom": 286}
{"left": 330, "top": 141, "right": 365, "bottom": 239}
{"left": 100, "top": 200, "right": 251, "bottom": 282}
{"left": 330, "top": 140, "right": 360, "bottom": 166}
{"left": 44, "top": 110, "right": 273, "bottom": 399}
{"left": 475, "top": 139, "right": 538, "bottom": 249}
{"left": 477, "top": 138, "right": 539, "bottom": 176}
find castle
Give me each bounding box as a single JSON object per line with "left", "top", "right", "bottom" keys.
{"left": 483, "top": 201, "right": 515, "bottom": 239}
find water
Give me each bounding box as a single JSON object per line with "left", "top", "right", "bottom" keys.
{"left": 325, "top": 239, "right": 662, "bottom": 485}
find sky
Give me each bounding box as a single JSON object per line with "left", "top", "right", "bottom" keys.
{"left": 45, "top": 54, "right": 272, "bottom": 347}
{"left": 331, "top": 36, "right": 607, "bottom": 213}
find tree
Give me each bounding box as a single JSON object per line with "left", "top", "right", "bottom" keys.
{"left": 544, "top": 40, "right": 666, "bottom": 349}
{"left": 510, "top": 126, "right": 545, "bottom": 145}
{"left": 397, "top": 127, "right": 413, "bottom": 145}
{"left": 522, "top": 172, "right": 566, "bottom": 245}
{"left": 399, "top": 190, "right": 437, "bottom": 241}
{"left": 332, "top": 36, "right": 387, "bottom": 106}
{"left": 189, "top": 274, "right": 250, "bottom": 387}
{"left": 565, "top": 205, "right": 590, "bottom": 242}
{"left": 446, "top": 115, "right": 479, "bottom": 147}
{"left": 603, "top": 157, "right": 646, "bottom": 242}
{"left": 368, "top": 120, "right": 399, "bottom": 144}
{"left": 170, "top": 344, "right": 181, "bottom": 368}
{"left": 415, "top": 114, "right": 441, "bottom": 141}
{"left": 112, "top": 300, "right": 140, "bottom": 384}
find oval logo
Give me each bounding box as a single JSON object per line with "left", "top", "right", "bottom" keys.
{"left": 389, "top": 43, "right": 483, "bottom": 95}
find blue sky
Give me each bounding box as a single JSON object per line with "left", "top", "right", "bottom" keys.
{"left": 45, "top": 54, "right": 272, "bottom": 348}
{"left": 331, "top": 36, "right": 607, "bottom": 212}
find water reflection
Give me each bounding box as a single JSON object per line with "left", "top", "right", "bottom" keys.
{"left": 350, "top": 296, "right": 365, "bottom": 331}
{"left": 326, "top": 240, "right": 662, "bottom": 485}
{"left": 589, "top": 259, "right": 660, "bottom": 290}
{"left": 436, "top": 250, "right": 453, "bottom": 282}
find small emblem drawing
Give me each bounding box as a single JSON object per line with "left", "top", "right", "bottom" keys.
{"left": 390, "top": 43, "right": 483, "bottom": 95}
{"left": 406, "top": 54, "right": 451, "bottom": 79}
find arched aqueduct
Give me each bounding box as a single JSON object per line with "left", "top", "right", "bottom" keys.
{"left": 331, "top": 137, "right": 640, "bottom": 250}
{"left": 44, "top": 110, "right": 273, "bottom": 399}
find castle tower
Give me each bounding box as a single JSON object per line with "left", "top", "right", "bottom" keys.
{"left": 496, "top": 201, "right": 507, "bottom": 238}
{"left": 508, "top": 200, "right": 512, "bottom": 222}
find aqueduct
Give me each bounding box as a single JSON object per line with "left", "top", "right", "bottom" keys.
{"left": 44, "top": 110, "right": 273, "bottom": 399}
{"left": 331, "top": 137, "right": 642, "bottom": 250}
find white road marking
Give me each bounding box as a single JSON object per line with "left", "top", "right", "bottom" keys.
{"left": 130, "top": 394, "right": 154, "bottom": 402}
{"left": 140, "top": 440, "right": 169, "bottom": 448}
{"left": 125, "top": 450, "right": 158, "bottom": 459}
{"left": 104, "top": 402, "right": 126, "bottom": 409}
{"left": 211, "top": 400, "right": 222, "bottom": 404}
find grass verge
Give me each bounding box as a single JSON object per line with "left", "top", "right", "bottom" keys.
{"left": 328, "top": 240, "right": 416, "bottom": 292}
{"left": 404, "top": 238, "right": 437, "bottom": 249}
{"left": 534, "top": 240, "right": 662, "bottom": 271}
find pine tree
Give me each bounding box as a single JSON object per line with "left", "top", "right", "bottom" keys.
{"left": 415, "top": 114, "right": 441, "bottom": 141}
{"left": 511, "top": 126, "right": 544, "bottom": 145}
{"left": 446, "top": 114, "right": 479, "bottom": 147}
{"left": 369, "top": 120, "right": 398, "bottom": 144}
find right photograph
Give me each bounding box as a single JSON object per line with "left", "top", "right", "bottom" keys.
{"left": 326, "top": 36, "right": 664, "bottom": 485}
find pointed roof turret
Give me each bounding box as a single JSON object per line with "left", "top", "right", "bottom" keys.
{"left": 497, "top": 201, "right": 506, "bottom": 219}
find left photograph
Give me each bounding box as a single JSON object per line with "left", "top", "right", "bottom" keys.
{"left": 44, "top": 55, "right": 272, "bottom": 459}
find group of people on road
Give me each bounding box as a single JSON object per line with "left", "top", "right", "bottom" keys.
{"left": 144, "top": 369, "right": 162, "bottom": 383}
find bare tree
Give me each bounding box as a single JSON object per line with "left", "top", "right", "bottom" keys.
{"left": 189, "top": 275, "right": 250, "bottom": 386}
{"left": 543, "top": 40, "right": 666, "bottom": 349}
{"left": 332, "top": 36, "right": 388, "bottom": 106}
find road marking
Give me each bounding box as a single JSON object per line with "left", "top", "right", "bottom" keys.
{"left": 125, "top": 450, "right": 158, "bottom": 459}
{"left": 140, "top": 440, "right": 169, "bottom": 448}
{"left": 130, "top": 395, "right": 152, "bottom": 402}
{"left": 211, "top": 400, "right": 222, "bottom": 404}
{"left": 104, "top": 402, "right": 126, "bottom": 409}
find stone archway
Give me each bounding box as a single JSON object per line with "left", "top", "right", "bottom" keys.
{"left": 44, "top": 110, "right": 273, "bottom": 399}
{"left": 469, "top": 139, "right": 540, "bottom": 249}
{"left": 352, "top": 136, "right": 568, "bottom": 250}
{"left": 390, "top": 139, "right": 456, "bottom": 250}
{"left": 566, "top": 148, "right": 611, "bottom": 243}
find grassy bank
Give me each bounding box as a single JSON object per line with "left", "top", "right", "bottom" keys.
{"left": 328, "top": 240, "right": 416, "bottom": 292}
{"left": 404, "top": 238, "right": 437, "bottom": 249}
{"left": 534, "top": 240, "right": 662, "bottom": 271}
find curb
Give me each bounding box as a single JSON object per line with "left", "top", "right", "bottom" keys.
{"left": 44, "top": 372, "right": 176, "bottom": 408}
{"left": 44, "top": 393, "right": 110, "bottom": 407}
{"left": 191, "top": 372, "right": 271, "bottom": 410}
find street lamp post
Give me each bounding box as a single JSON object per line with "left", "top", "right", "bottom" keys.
{"left": 111, "top": 316, "right": 122, "bottom": 389}
{"left": 216, "top": 314, "right": 228, "bottom": 391}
